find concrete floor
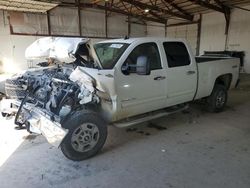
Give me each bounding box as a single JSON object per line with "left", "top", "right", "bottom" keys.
{"left": 0, "top": 75, "right": 250, "bottom": 188}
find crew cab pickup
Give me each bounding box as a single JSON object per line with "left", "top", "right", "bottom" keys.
{"left": 0, "top": 37, "right": 240, "bottom": 161}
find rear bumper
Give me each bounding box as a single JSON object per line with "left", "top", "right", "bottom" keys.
{"left": 0, "top": 98, "right": 68, "bottom": 147}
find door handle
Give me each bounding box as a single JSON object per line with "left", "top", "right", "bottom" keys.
{"left": 186, "top": 70, "right": 196, "bottom": 75}
{"left": 154, "top": 76, "right": 166, "bottom": 80}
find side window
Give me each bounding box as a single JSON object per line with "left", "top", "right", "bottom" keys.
{"left": 124, "top": 42, "right": 162, "bottom": 71}
{"left": 163, "top": 42, "right": 190, "bottom": 68}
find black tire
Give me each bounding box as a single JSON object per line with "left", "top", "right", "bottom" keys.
{"left": 60, "top": 110, "right": 107, "bottom": 161}
{"left": 207, "top": 84, "right": 227, "bottom": 113}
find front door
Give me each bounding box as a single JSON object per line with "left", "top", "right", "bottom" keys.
{"left": 116, "top": 42, "right": 167, "bottom": 119}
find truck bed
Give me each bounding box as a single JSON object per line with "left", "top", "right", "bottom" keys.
{"left": 194, "top": 57, "right": 240, "bottom": 100}
{"left": 195, "top": 56, "right": 235, "bottom": 63}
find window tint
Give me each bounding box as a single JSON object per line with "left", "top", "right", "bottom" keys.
{"left": 163, "top": 42, "right": 190, "bottom": 68}
{"left": 124, "top": 42, "right": 162, "bottom": 71}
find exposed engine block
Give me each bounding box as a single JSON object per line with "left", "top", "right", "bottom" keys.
{"left": 5, "top": 66, "right": 83, "bottom": 119}
{"left": 5, "top": 64, "right": 101, "bottom": 128}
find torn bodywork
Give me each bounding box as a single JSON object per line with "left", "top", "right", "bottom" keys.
{"left": 3, "top": 65, "right": 101, "bottom": 147}
{"left": 1, "top": 38, "right": 107, "bottom": 147}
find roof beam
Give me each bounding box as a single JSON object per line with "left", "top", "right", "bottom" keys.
{"left": 166, "top": 20, "right": 199, "bottom": 27}
{"left": 121, "top": 0, "right": 193, "bottom": 21}
{"left": 214, "top": 0, "right": 231, "bottom": 13}
{"left": 188, "top": 0, "right": 225, "bottom": 13}
{"left": 132, "top": 3, "right": 168, "bottom": 22}
{"left": 59, "top": 2, "right": 166, "bottom": 24}
{"left": 214, "top": 0, "right": 231, "bottom": 35}
{"left": 189, "top": 0, "right": 231, "bottom": 34}
{"left": 149, "top": 10, "right": 167, "bottom": 22}
{"left": 163, "top": 0, "right": 192, "bottom": 17}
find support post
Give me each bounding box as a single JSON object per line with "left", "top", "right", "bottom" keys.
{"left": 128, "top": 16, "right": 131, "bottom": 37}
{"left": 224, "top": 8, "right": 231, "bottom": 35}
{"left": 105, "top": 2, "right": 108, "bottom": 38}
{"left": 165, "top": 20, "right": 168, "bottom": 37}
{"left": 77, "top": 0, "right": 82, "bottom": 36}
{"left": 47, "top": 11, "right": 51, "bottom": 35}
{"left": 196, "top": 14, "right": 202, "bottom": 56}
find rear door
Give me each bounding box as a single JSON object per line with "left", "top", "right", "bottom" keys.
{"left": 163, "top": 42, "right": 197, "bottom": 106}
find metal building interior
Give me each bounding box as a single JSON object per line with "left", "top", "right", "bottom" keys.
{"left": 0, "top": 1, "right": 250, "bottom": 188}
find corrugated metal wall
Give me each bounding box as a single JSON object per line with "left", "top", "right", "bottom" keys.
{"left": 146, "top": 22, "right": 165, "bottom": 37}
{"left": 200, "top": 5, "right": 250, "bottom": 73}
{"left": 200, "top": 12, "right": 227, "bottom": 52}
{"left": 0, "top": 8, "right": 146, "bottom": 73}
{"left": 167, "top": 24, "right": 198, "bottom": 56}
{"left": 1, "top": 4, "right": 250, "bottom": 73}
{"left": 227, "top": 6, "right": 250, "bottom": 73}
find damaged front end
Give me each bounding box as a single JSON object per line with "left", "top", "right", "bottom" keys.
{"left": 2, "top": 66, "right": 101, "bottom": 148}
{"left": 0, "top": 37, "right": 117, "bottom": 149}
{"left": 0, "top": 37, "right": 106, "bottom": 147}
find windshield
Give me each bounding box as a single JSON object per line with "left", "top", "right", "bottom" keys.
{"left": 94, "top": 43, "right": 129, "bottom": 69}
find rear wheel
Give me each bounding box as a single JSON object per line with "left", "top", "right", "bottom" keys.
{"left": 207, "top": 84, "right": 227, "bottom": 112}
{"left": 60, "top": 110, "right": 107, "bottom": 161}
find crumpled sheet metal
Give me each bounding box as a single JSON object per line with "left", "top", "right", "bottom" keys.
{"left": 69, "top": 67, "right": 99, "bottom": 104}
{"left": 25, "top": 37, "right": 89, "bottom": 63}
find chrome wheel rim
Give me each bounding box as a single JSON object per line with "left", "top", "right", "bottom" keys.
{"left": 215, "top": 91, "right": 226, "bottom": 108}
{"left": 71, "top": 123, "right": 100, "bottom": 152}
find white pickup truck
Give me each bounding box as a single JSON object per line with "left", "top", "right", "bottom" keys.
{"left": 1, "top": 37, "right": 240, "bottom": 161}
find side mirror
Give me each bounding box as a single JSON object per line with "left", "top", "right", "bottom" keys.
{"left": 121, "top": 63, "right": 130, "bottom": 75}
{"left": 136, "top": 56, "right": 150, "bottom": 75}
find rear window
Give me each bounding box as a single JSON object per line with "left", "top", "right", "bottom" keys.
{"left": 163, "top": 42, "right": 190, "bottom": 68}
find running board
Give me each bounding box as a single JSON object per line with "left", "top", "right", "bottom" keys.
{"left": 113, "top": 104, "right": 189, "bottom": 128}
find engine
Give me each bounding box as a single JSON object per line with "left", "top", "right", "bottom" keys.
{"left": 5, "top": 66, "right": 83, "bottom": 121}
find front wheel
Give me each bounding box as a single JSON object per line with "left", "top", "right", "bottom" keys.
{"left": 206, "top": 84, "right": 227, "bottom": 112}
{"left": 60, "top": 110, "right": 107, "bottom": 161}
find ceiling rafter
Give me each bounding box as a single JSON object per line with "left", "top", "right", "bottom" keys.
{"left": 121, "top": 0, "right": 194, "bottom": 21}
{"left": 121, "top": 1, "right": 130, "bottom": 12}
{"left": 149, "top": 0, "right": 155, "bottom": 6}
{"left": 149, "top": 10, "right": 167, "bottom": 22}
{"left": 129, "top": 4, "right": 133, "bottom": 13}
{"left": 160, "top": 0, "right": 171, "bottom": 11}
{"left": 188, "top": 0, "right": 231, "bottom": 34}
{"left": 0, "top": 0, "right": 58, "bottom": 13}
{"left": 214, "top": 0, "right": 231, "bottom": 12}
{"left": 133, "top": 4, "right": 143, "bottom": 12}
{"left": 163, "top": 0, "right": 192, "bottom": 17}
{"left": 188, "top": 0, "right": 225, "bottom": 13}
{"left": 154, "top": 0, "right": 158, "bottom": 6}
{"left": 214, "top": 0, "right": 231, "bottom": 34}
{"left": 60, "top": 2, "right": 166, "bottom": 24}
{"left": 110, "top": 0, "right": 115, "bottom": 8}
{"left": 132, "top": 1, "right": 168, "bottom": 22}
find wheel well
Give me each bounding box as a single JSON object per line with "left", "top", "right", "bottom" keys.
{"left": 77, "top": 103, "right": 111, "bottom": 122}
{"left": 215, "top": 74, "right": 232, "bottom": 90}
